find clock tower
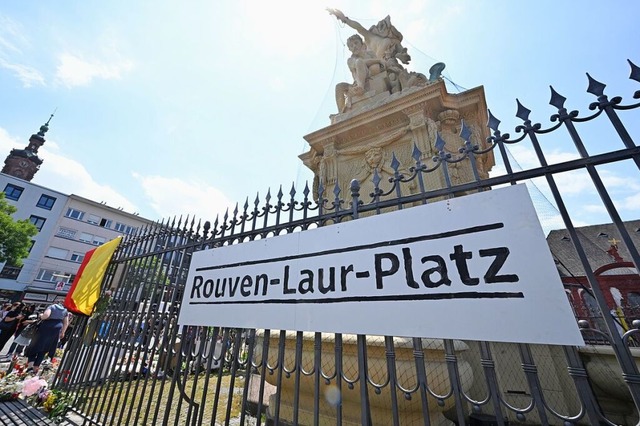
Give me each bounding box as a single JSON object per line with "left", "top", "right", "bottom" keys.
{"left": 1, "top": 114, "right": 53, "bottom": 182}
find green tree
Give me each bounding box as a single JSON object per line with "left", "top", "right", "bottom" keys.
{"left": 0, "top": 192, "right": 38, "bottom": 266}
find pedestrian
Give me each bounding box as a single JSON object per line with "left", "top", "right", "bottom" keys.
{"left": 2, "top": 313, "right": 38, "bottom": 359}
{"left": 0, "top": 303, "right": 12, "bottom": 321}
{"left": 25, "top": 303, "right": 69, "bottom": 374}
{"left": 0, "top": 302, "right": 24, "bottom": 353}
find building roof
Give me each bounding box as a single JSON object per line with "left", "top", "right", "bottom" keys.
{"left": 546, "top": 220, "right": 640, "bottom": 277}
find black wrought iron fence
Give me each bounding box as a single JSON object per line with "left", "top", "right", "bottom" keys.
{"left": 54, "top": 59, "right": 640, "bottom": 425}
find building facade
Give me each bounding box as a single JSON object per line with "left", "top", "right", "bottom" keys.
{"left": 0, "top": 173, "right": 154, "bottom": 306}
{"left": 547, "top": 220, "right": 640, "bottom": 335}
{"left": 0, "top": 173, "right": 67, "bottom": 301}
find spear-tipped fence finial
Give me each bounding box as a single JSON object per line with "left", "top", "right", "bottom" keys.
{"left": 586, "top": 73, "right": 606, "bottom": 97}
{"left": 333, "top": 181, "right": 341, "bottom": 199}
{"left": 459, "top": 120, "right": 472, "bottom": 142}
{"left": 412, "top": 143, "right": 422, "bottom": 162}
{"left": 549, "top": 86, "right": 567, "bottom": 110}
{"left": 628, "top": 59, "right": 640, "bottom": 98}
{"left": 515, "top": 99, "right": 531, "bottom": 122}
{"left": 390, "top": 153, "right": 400, "bottom": 172}
{"left": 487, "top": 109, "right": 501, "bottom": 133}
{"left": 630, "top": 59, "right": 640, "bottom": 82}
{"left": 435, "top": 132, "right": 445, "bottom": 152}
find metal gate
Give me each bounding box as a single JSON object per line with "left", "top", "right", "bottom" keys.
{"left": 54, "top": 60, "right": 640, "bottom": 425}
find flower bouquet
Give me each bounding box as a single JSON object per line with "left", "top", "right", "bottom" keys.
{"left": 22, "top": 376, "right": 74, "bottom": 423}
{"left": 0, "top": 372, "right": 23, "bottom": 401}
{"left": 42, "top": 389, "right": 74, "bottom": 423}
{"left": 22, "top": 376, "right": 48, "bottom": 398}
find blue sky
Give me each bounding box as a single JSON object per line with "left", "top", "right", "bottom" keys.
{"left": 0, "top": 1, "right": 638, "bottom": 231}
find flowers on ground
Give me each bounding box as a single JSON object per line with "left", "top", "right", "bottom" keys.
{"left": 0, "top": 372, "right": 23, "bottom": 401}
{"left": 42, "top": 389, "right": 73, "bottom": 422}
{"left": 0, "top": 370, "right": 74, "bottom": 423}
{"left": 21, "top": 376, "right": 48, "bottom": 396}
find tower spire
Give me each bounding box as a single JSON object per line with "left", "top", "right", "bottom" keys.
{"left": 1, "top": 113, "right": 55, "bottom": 181}
{"left": 37, "top": 109, "right": 56, "bottom": 137}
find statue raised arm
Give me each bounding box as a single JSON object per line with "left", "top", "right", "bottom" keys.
{"left": 334, "top": 34, "right": 385, "bottom": 112}
{"left": 328, "top": 8, "right": 410, "bottom": 65}
{"left": 327, "top": 8, "right": 369, "bottom": 35}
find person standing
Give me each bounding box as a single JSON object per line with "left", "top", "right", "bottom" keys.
{"left": 0, "top": 302, "right": 24, "bottom": 353}
{"left": 0, "top": 303, "right": 11, "bottom": 320}
{"left": 25, "top": 303, "right": 68, "bottom": 374}
{"left": 2, "top": 310, "right": 37, "bottom": 360}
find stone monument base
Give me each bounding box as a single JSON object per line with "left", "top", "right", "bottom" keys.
{"left": 256, "top": 332, "right": 473, "bottom": 426}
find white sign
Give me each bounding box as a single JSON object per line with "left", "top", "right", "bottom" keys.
{"left": 24, "top": 292, "right": 48, "bottom": 302}
{"left": 179, "top": 184, "right": 583, "bottom": 346}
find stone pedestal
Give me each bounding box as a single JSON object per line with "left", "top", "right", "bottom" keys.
{"left": 300, "top": 81, "right": 494, "bottom": 203}
{"left": 255, "top": 332, "right": 473, "bottom": 425}
{"left": 579, "top": 345, "right": 640, "bottom": 425}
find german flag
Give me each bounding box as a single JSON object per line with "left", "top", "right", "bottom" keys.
{"left": 64, "top": 236, "right": 122, "bottom": 316}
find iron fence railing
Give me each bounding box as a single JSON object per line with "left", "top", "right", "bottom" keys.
{"left": 54, "top": 59, "right": 640, "bottom": 425}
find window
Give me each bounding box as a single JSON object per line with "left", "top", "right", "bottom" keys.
{"left": 29, "top": 215, "right": 46, "bottom": 231}
{"left": 36, "top": 269, "right": 73, "bottom": 283}
{"left": 87, "top": 215, "right": 112, "bottom": 229}
{"left": 65, "top": 208, "right": 85, "bottom": 220}
{"left": 115, "top": 222, "right": 136, "bottom": 235}
{"left": 582, "top": 292, "right": 607, "bottom": 332}
{"left": 57, "top": 227, "right": 77, "bottom": 239}
{"left": 36, "top": 194, "right": 56, "bottom": 210}
{"left": 70, "top": 252, "right": 85, "bottom": 263}
{"left": 78, "top": 232, "right": 94, "bottom": 243}
{"left": 3, "top": 184, "right": 24, "bottom": 201}
{"left": 627, "top": 292, "right": 640, "bottom": 309}
{"left": 0, "top": 265, "right": 21, "bottom": 279}
{"left": 36, "top": 269, "right": 57, "bottom": 282}
{"left": 46, "top": 247, "right": 69, "bottom": 259}
{"left": 78, "top": 232, "right": 106, "bottom": 246}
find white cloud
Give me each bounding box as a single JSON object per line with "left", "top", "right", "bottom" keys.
{"left": 55, "top": 53, "right": 133, "bottom": 87}
{"left": 31, "top": 145, "right": 138, "bottom": 213}
{"left": 582, "top": 204, "right": 607, "bottom": 214}
{"left": 554, "top": 170, "right": 594, "bottom": 195}
{"left": 622, "top": 192, "right": 640, "bottom": 210}
{"left": 0, "top": 15, "right": 29, "bottom": 53}
{"left": 0, "top": 58, "right": 45, "bottom": 87}
{"left": 600, "top": 170, "right": 640, "bottom": 191}
{"left": 0, "top": 127, "right": 19, "bottom": 150}
{"left": 505, "top": 144, "right": 579, "bottom": 170}
{"left": 0, "top": 126, "right": 138, "bottom": 213}
{"left": 132, "top": 173, "right": 234, "bottom": 222}
{"left": 269, "top": 77, "right": 286, "bottom": 92}
{"left": 487, "top": 142, "right": 640, "bottom": 227}
{"left": 239, "top": 1, "right": 331, "bottom": 58}
{"left": 0, "top": 16, "right": 44, "bottom": 88}
{"left": 0, "top": 35, "right": 20, "bottom": 54}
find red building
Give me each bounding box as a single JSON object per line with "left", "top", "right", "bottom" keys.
{"left": 546, "top": 220, "right": 640, "bottom": 335}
